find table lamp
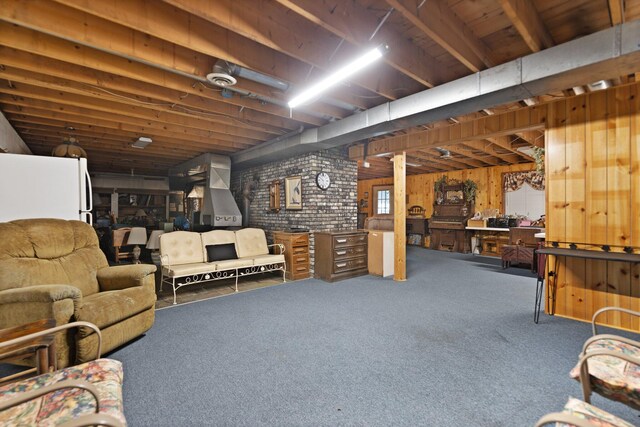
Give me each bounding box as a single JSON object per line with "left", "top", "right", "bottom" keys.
{"left": 146, "top": 230, "right": 165, "bottom": 265}
{"left": 126, "top": 227, "right": 148, "bottom": 264}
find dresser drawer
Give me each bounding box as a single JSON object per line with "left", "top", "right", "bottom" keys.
{"left": 293, "top": 263, "right": 309, "bottom": 274}
{"left": 292, "top": 253, "right": 309, "bottom": 264}
{"left": 333, "top": 256, "right": 367, "bottom": 273}
{"left": 333, "top": 244, "right": 366, "bottom": 260}
{"left": 333, "top": 234, "right": 367, "bottom": 248}
{"left": 291, "top": 246, "right": 308, "bottom": 256}
{"left": 291, "top": 234, "right": 309, "bottom": 246}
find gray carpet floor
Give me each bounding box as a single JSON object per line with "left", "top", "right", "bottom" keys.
{"left": 107, "top": 247, "right": 640, "bottom": 426}
{"left": 3, "top": 248, "right": 636, "bottom": 425}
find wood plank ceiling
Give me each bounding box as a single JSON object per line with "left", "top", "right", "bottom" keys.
{"left": 0, "top": 0, "right": 636, "bottom": 179}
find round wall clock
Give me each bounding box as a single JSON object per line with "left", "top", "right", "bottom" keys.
{"left": 315, "top": 172, "right": 331, "bottom": 190}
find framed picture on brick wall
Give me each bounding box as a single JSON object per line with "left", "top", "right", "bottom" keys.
{"left": 285, "top": 176, "right": 302, "bottom": 210}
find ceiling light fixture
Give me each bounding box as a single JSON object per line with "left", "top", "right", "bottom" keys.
{"left": 435, "top": 147, "right": 452, "bottom": 159}
{"left": 132, "top": 136, "right": 152, "bottom": 149}
{"left": 287, "top": 45, "right": 388, "bottom": 109}
{"left": 52, "top": 137, "right": 87, "bottom": 159}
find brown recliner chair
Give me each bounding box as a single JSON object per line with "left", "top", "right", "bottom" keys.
{"left": 0, "top": 218, "right": 156, "bottom": 368}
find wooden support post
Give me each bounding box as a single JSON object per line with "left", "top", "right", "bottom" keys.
{"left": 394, "top": 152, "right": 407, "bottom": 281}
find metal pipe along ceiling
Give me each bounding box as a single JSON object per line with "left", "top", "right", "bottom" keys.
{"left": 232, "top": 21, "right": 640, "bottom": 169}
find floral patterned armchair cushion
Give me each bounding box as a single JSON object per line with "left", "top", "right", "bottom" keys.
{"left": 0, "top": 359, "right": 125, "bottom": 426}
{"left": 536, "top": 397, "right": 635, "bottom": 427}
{"left": 569, "top": 336, "right": 640, "bottom": 410}
{"left": 569, "top": 307, "right": 640, "bottom": 410}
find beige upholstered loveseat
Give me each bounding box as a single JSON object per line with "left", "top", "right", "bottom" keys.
{"left": 160, "top": 228, "right": 285, "bottom": 304}
{"left": 0, "top": 219, "right": 156, "bottom": 368}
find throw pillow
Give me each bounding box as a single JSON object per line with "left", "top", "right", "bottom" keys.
{"left": 206, "top": 243, "right": 238, "bottom": 262}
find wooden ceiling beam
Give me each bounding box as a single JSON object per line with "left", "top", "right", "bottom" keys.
{"left": 446, "top": 144, "right": 501, "bottom": 166}
{"left": 0, "top": 27, "right": 307, "bottom": 132}
{"left": 13, "top": 121, "right": 218, "bottom": 156}
{"left": 49, "top": 0, "right": 390, "bottom": 105}
{"left": 159, "top": 0, "right": 420, "bottom": 101}
{"left": 27, "top": 143, "right": 170, "bottom": 175}
{"left": 404, "top": 154, "right": 447, "bottom": 173}
{"left": 385, "top": 0, "right": 493, "bottom": 72}
{"left": 0, "top": 74, "right": 262, "bottom": 146}
{"left": 498, "top": 0, "right": 555, "bottom": 52}
{"left": 483, "top": 136, "right": 535, "bottom": 161}
{"left": 4, "top": 108, "right": 243, "bottom": 152}
{"left": 0, "top": 67, "right": 272, "bottom": 143}
{"left": 16, "top": 122, "right": 202, "bottom": 159}
{"left": 349, "top": 104, "right": 547, "bottom": 159}
{"left": 0, "top": 49, "right": 287, "bottom": 137}
{"left": 608, "top": 0, "right": 625, "bottom": 26}
{"left": 457, "top": 140, "right": 524, "bottom": 164}
{"left": 409, "top": 150, "right": 477, "bottom": 170}
{"left": 449, "top": 110, "right": 537, "bottom": 161}
{"left": 24, "top": 137, "right": 191, "bottom": 166}
{"left": 0, "top": 95, "right": 249, "bottom": 152}
{"left": 27, "top": 145, "right": 173, "bottom": 175}
{"left": 0, "top": 4, "right": 331, "bottom": 125}
{"left": 273, "top": 0, "right": 444, "bottom": 87}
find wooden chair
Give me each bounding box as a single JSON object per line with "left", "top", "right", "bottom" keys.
{"left": 112, "top": 227, "right": 132, "bottom": 263}
{"left": 569, "top": 307, "right": 640, "bottom": 410}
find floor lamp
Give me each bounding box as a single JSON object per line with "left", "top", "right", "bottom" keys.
{"left": 127, "top": 227, "right": 148, "bottom": 264}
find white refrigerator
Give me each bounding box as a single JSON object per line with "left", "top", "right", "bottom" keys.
{"left": 0, "top": 153, "right": 93, "bottom": 224}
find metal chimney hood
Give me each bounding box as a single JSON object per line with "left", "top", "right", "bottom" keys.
{"left": 169, "top": 154, "right": 241, "bottom": 227}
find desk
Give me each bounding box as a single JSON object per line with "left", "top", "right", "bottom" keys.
{"left": 536, "top": 247, "right": 640, "bottom": 316}
{"left": 0, "top": 319, "right": 56, "bottom": 384}
{"left": 465, "top": 227, "right": 510, "bottom": 256}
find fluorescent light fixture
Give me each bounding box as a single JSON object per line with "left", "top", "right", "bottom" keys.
{"left": 132, "top": 136, "right": 152, "bottom": 149}
{"left": 288, "top": 45, "right": 388, "bottom": 109}
{"left": 406, "top": 162, "right": 422, "bottom": 167}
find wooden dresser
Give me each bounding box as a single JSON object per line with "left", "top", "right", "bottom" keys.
{"left": 314, "top": 230, "right": 368, "bottom": 282}
{"left": 272, "top": 231, "right": 310, "bottom": 280}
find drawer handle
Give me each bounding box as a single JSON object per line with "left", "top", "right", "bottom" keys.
{"left": 336, "top": 238, "right": 347, "bottom": 243}
{"left": 336, "top": 262, "right": 347, "bottom": 268}
{"left": 336, "top": 250, "right": 347, "bottom": 255}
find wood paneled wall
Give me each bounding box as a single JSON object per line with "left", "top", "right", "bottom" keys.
{"left": 358, "top": 163, "right": 535, "bottom": 218}
{"left": 358, "top": 82, "right": 640, "bottom": 331}
{"left": 546, "top": 83, "right": 640, "bottom": 331}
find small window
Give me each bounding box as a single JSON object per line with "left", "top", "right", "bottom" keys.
{"left": 372, "top": 185, "right": 394, "bottom": 216}
{"left": 505, "top": 183, "right": 545, "bottom": 219}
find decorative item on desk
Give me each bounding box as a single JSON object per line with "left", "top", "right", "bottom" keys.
{"left": 496, "top": 217, "right": 509, "bottom": 228}
{"left": 126, "top": 227, "right": 147, "bottom": 264}
{"left": 146, "top": 230, "right": 165, "bottom": 264}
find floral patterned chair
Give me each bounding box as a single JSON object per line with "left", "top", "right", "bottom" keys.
{"left": 0, "top": 321, "right": 126, "bottom": 426}
{"left": 535, "top": 397, "right": 635, "bottom": 427}
{"left": 569, "top": 307, "right": 640, "bottom": 410}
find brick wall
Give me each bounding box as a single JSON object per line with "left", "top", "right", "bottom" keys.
{"left": 230, "top": 148, "right": 358, "bottom": 273}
